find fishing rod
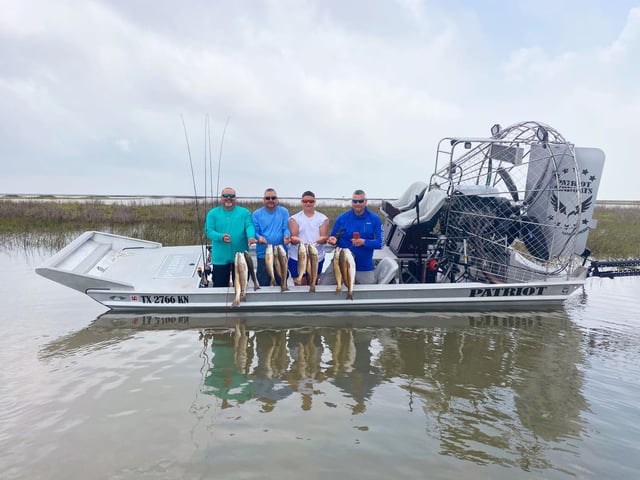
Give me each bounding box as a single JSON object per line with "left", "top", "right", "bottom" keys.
{"left": 207, "top": 114, "right": 214, "bottom": 210}
{"left": 181, "top": 114, "right": 209, "bottom": 286}
{"left": 204, "top": 114, "right": 210, "bottom": 211}
{"left": 199, "top": 115, "right": 231, "bottom": 287}
{"left": 215, "top": 116, "right": 230, "bottom": 202}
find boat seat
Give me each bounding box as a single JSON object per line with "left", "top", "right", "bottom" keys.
{"left": 393, "top": 189, "right": 448, "bottom": 229}
{"left": 381, "top": 181, "right": 428, "bottom": 218}
{"left": 375, "top": 257, "right": 399, "bottom": 284}
{"left": 389, "top": 181, "right": 429, "bottom": 209}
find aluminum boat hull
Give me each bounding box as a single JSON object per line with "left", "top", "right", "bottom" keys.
{"left": 36, "top": 231, "right": 585, "bottom": 313}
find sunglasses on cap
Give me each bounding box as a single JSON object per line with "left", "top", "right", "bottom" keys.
{"left": 264, "top": 196, "right": 278, "bottom": 200}
{"left": 351, "top": 199, "right": 365, "bottom": 204}
{"left": 222, "top": 193, "right": 236, "bottom": 198}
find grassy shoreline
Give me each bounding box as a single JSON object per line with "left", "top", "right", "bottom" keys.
{"left": 1, "top": 199, "right": 639, "bottom": 258}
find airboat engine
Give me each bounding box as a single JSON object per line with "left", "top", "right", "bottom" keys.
{"left": 381, "top": 121, "right": 605, "bottom": 284}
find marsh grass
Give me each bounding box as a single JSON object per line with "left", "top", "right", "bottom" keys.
{"left": 0, "top": 199, "right": 348, "bottom": 251}
{"left": 586, "top": 206, "right": 640, "bottom": 259}
{"left": 1, "top": 199, "right": 638, "bottom": 258}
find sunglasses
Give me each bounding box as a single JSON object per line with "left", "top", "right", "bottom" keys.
{"left": 221, "top": 193, "right": 236, "bottom": 198}
{"left": 302, "top": 199, "right": 315, "bottom": 204}
{"left": 264, "top": 196, "right": 278, "bottom": 200}
{"left": 351, "top": 199, "right": 365, "bottom": 204}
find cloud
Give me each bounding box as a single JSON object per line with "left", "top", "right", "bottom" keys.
{"left": 597, "top": 7, "right": 640, "bottom": 64}
{"left": 115, "top": 139, "right": 131, "bottom": 153}
{"left": 0, "top": 1, "right": 638, "bottom": 200}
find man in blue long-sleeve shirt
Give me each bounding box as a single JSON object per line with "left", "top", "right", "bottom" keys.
{"left": 327, "top": 189, "right": 383, "bottom": 284}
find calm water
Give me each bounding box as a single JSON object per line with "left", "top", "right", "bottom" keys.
{"left": 1, "top": 246, "right": 639, "bottom": 479}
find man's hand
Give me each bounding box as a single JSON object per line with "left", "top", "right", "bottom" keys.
{"left": 351, "top": 238, "right": 364, "bottom": 247}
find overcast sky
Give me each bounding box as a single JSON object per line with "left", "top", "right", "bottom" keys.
{"left": 1, "top": 0, "right": 638, "bottom": 200}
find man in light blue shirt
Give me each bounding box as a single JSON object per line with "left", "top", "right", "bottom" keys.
{"left": 252, "top": 188, "right": 291, "bottom": 286}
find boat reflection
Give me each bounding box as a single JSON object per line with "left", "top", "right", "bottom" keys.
{"left": 41, "top": 309, "right": 587, "bottom": 469}
{"left": 190, "top": 310, "right": 588, "bottom": 465}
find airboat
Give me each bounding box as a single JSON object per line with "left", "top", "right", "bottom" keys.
{"left": 36, "top": 121, "right": 638, "bottom": 313}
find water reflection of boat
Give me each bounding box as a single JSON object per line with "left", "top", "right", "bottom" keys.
{"left": 192, "top": 310, "right": 587, "bottom": 459}
{"left": 92, "top": 310, "right": 541, "bottom": 330}
{"left": 35, "top": 310, "right": 500, "bottom": 360}
{"left": 40, "top": 309, "right": 586, "bottom": 469}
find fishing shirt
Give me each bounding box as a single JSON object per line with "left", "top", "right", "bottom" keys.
{"left": 252, "top": 206, "right": 291, "bottom": 259}
{"left": 331, "top": 207, "right": 383, "bottom": 272}
{"left": 205, "top": 205, "right": 256, "bottom": 265}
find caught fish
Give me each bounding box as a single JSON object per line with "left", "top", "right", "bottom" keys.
{"left": 306, "top": 243, "right": 319, "bottom": 292}
{"left": 243, "top": 251, "right": 260, "bottom": 291}
{"left": 232, "top": 251, "right": 248, "bottom": 305}
{"left": 276, "top": 244, "right": 289, "bottom": 292}
{"left": 296, "top": 242, "right": 308, "bottom": 284}
{"left": 333, "top": 247, "right": 342, "bottom": 293}
{"left": 272, "top": 245, "right": 282, "bottom": 283}
{"left": 339, "top": 248, "right": 356, "bottom": 300}
{"left": 265, "top": 244, "right": 276, "bottom": 286}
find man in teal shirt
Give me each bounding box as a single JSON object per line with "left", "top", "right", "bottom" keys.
{"left": 204, "top": 187, "right": 257, "bottom": 287}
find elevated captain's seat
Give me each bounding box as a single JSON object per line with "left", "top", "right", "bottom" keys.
{"left": 381, "top": 181, "right": 428, "bottom": 219}
{"left": 386, "top": 188, "right": 448, "bottom": 256}
{"left": 394, "top": 188, "right": 448, "bottom": 229}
